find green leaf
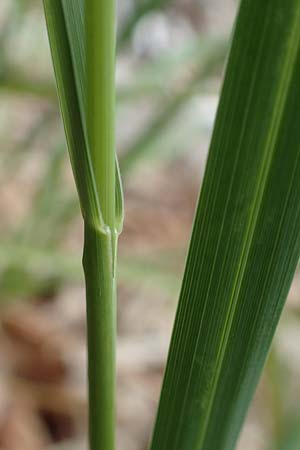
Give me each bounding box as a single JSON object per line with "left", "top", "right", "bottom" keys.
{"left": 43, "top": 0, "right": 123, "bottom": 232}
{"left": 149, "top": 1, "right": 300, "bottom": 450}
{"left": 43, "top": 0, "right": 102, "bottom": 228}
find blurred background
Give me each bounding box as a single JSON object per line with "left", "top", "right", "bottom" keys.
{"left": 0, "top": 1, "right": 299, "bottom": 449}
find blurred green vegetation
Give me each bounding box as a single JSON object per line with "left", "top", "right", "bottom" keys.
{"left": 0, "top": 2, "right": 299, "bottom": 450}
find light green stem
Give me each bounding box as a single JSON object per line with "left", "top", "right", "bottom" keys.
{"left": 85, "top": 2, "right": 117, "bottom": 449}
{"left": 86, "top": 0, "right": 116, "bottom": 229}
{"left": 43, "top": 1, "right": 119, "bottom": 448}
{"left": 83, "top": 224, "right": 117, "bottom": 450}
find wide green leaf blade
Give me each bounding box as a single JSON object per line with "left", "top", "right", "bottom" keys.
{"left": 150, "top": 1, "right": 300, "bottom": 450}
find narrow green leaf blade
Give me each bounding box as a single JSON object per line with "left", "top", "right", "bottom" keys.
{"left": 150, "top": 2, "right": 300, "bottom": 450}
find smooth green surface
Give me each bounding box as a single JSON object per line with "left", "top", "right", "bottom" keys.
{"left": 86, "top": 0, "right": 116, "bottom": 229}
{"left": 84, "top": 2, "right": 117, "bottom": 449}
{"left": 150, "top": 1, "right": 300, "bottom": 450}
{"left": 43, "top": 2, "right": 121, "bottom": 450}
{"left": 43, "top": 0, "right": 102, "bottom": 229}
{"left": 83, "top": 224, "right": 117, "bottom": 450}
{"left": 43, "top": 0, "right": 123, "bottom": 231}
{"left": 61, "top": 0, "right": 124, "bottom": 233}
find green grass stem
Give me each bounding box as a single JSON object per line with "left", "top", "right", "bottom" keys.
{"left": 86, "top": 0, "right": 116, "bottom": 229}
{"left": 85, "top": 2, "right": 117, "bottom": 450}
{"left": 43, "top": 1, "right": 120, "bottom": 449}
{"left": 83, "top": 224, "right": 117, "bottom": 450}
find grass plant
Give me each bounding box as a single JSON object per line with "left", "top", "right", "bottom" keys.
{"left": 43, "top": 1, "right": 123, "bottom": 449}
{"left": 42, "top": 1, "right": 300, "bottom": 450}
